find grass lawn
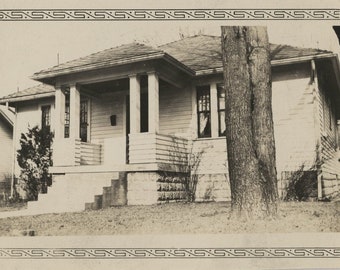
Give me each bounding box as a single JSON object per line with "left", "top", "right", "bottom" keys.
{"left": 0, "top": 201, "right": 339, "bottom": 236}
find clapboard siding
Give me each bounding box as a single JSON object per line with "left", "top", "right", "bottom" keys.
{"left": 0, "top": 115, "right": 13, "bottom": 181}
{"left": 159, "top": 85, "right": 192, "bottom": 136}
{"left": 129, "top": 133, "right": 188, "bottom": 165}
{"left": 90, "top": 92, "right": 125, "bottom": 143}
{"left": 316, "top": 63, "right": 340, "bottom": 197}
{"left": 15, "top": 98, "right": 55, "bottom": 176}
{"left": 272, "top": 64, "right": 317, "bottom": 176}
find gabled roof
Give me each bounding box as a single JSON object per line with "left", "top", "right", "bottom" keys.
{"left": 159, "top": 35, "right": 333, "bottom": 73}
{"left": 0, "top": 105, "right": 14, "bottom": 126}
{"left": 0, "top": 84, "right": 55, "bottom": 104}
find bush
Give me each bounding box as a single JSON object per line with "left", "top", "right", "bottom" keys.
{"left": 17, "top": 126, "right": 53, "bottom": 201}
{"left": 283, "top": 166, "right": 318, "bottom": 201}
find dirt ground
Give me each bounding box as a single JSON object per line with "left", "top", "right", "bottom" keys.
{"left": 0, "top": 201, "right": 339, "bottom": 236}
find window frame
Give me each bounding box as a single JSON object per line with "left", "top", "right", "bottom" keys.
{"left": 63, "top": 88, "right": 70, "bottom": 138}
{"left": 196, "top": 85, "right": 211, "bottom": 138}
{"left": 217, "top": 83, "right": 226, "bottom": 137}
{"left": 41, "top": 105, "right": 51, "bottom": 131}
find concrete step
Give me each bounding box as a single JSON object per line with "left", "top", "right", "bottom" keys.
{"left": 26, "top": 172, "right": 118, "bottom": 214}
{"left": 87, "top": 172, "right": 127, "bottom": 210}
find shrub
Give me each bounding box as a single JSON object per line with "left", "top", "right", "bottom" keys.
{"left": 17, "top": 126, "right": 53, "bottom": 201}
{"left": 283, "top": 166, "right": 318, "bottom": 201}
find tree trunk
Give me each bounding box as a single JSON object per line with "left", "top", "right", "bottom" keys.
{"left": 221, "top": 26, "right": 278, "bottom": 219}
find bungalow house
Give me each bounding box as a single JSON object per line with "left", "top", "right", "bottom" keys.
{"left": 0, "top": 105, "right": 14, "bottom": 199}
{"left": 0, "top": 35, "right": 339, "bottom": 213}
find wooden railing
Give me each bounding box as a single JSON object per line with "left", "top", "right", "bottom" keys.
{"left": 75, "top": 140, "right": 101, "bottom": 166}
{"left": 128, "top": 133, "right": 188, "bottom": 165}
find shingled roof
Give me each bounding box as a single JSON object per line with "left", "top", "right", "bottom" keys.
{"left": 0, "top": 84, "right": 55, "bottom": 103}
{"left": 159, "top": 35, "right": 332, "bottom": 72}
{"left": 1, "top": 35, "right": 335, "bottom": 104}
{"left": 32, "top": 43, "right": 167, "bottom": 81}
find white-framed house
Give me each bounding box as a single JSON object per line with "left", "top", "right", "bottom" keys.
{"left": 0, "top": 105, "right": 14, "bottom": 198}
{"left": 1, "top": 35, "right": 339, "bottom": 213}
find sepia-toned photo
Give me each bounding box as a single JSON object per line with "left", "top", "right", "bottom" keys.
{"left": 0, "top": 1, "right": 339, "bottom": 269}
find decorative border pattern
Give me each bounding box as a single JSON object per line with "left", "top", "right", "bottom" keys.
{"left": 0, "top": 7, "right": 339, "bottom": 262}
{"left": 0, "top": 248, "right": 339, "bottom": 259}
{"left": 0, "top": 9, "right": 339, "bottom": 21}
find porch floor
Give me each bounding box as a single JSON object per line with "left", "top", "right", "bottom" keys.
{"left": 49, "top": 162, "right": 187, "bottom": 174}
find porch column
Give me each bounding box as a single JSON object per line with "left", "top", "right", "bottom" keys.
{"left": 69, "top": 84, "right": 80, "bottom": 139}
{"left": 148, "top": 72, "right": 159, "bottom": 133}
{"left": 210, "top": 83, "right": 219, "bottom": 138}
{"left": 54, "top": 87, "right": 65, "bottom": 139}
{"left": 129, "top": 74, "right": 141, "bottom": 134}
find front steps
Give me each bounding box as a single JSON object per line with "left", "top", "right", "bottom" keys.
{"left": 85, "top": 172, "right": 127, "bottom": 210}
{"left": 27, "top": 172, "right": 118, "bottom": 214}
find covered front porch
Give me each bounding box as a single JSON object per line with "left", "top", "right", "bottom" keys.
{"left": 50, "top": 63, "right": 192, "bottom": 174}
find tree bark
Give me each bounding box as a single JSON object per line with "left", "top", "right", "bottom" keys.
{"left": 221, "top": 26, "right": 278, "bottom": 219}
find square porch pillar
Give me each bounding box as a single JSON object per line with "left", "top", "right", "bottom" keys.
{"left": 129, "top": 74, "right": 141, "bottom": 134}
{"left": 148, "top": 72, "right": 159, "bottom": 133}
{"left": 69, "top": 84, "right": 80, "bottom": 139}
{"left": 54, "top": 87, "right": 65, "bottom": 139}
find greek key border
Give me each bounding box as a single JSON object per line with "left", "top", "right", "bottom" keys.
{"left": 1, "top": 7, "right": 339, "bottom": 262}
{"left": 0, "top": 9, "right": 339, "bottom": 21}
{"left": 0, "top": 248, "right": 339, "bottom": 259}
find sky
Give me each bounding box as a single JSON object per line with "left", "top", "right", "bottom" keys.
{"left": 0, "top": 20, "right": 339, "bottom": 97}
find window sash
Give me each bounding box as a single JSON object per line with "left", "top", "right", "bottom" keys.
{"left": 197, "top": 86, "right": 211, "bottom": 138}
{"left": 41, "top": 105, "right": 51, "bottom": 130}
{"left": 217, "top": 84, "right": 226, "bottom": 136}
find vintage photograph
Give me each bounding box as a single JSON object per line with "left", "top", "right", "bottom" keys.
{"left": 0, "top": 3, "right": 339, "bottom": 269}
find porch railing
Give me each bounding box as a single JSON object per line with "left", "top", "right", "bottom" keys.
{"left": 128, "top": 133, "right": 188, "bottom": 165}
{"left": 76, "top": 140, "right": 101, "bottom": 165}
{"left": 53, "top": 138, "right": 101, "bottom": 167}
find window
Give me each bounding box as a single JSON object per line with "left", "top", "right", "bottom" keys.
{"left": 217, "top": 84, "right": 226, "bottom": 136}
{"left": 63, "top": 90, "right": 70, "bottom": 138}
{"left": 197, "top": 85, "right": 211, "bottom": 138}
{"left": 80, "top": 99, "right": 88, "bottom": 142}
{"left": 41, "top": 105, "right": 51, "bottom": 131}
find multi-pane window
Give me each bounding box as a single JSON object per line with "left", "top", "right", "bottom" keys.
{"left": 197, "top": 85, "right": 211, "bottom": 138}
{"left": 80, "top": 100, "right": 88, "bottom": 142}
{"left": 41, "top": 105, "right": 51, "bottom": 131}
{"left": 64, "top": 91, "right": 70, "bottom": 138}
{"left": 217, "top": 84, "right": 226, "bottom": 136}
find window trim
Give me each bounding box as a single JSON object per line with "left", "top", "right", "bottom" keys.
{"left": 217, "top": 83, "right": 226, "bottom": 137}
{"left": 196, "top": 85, "right": 211, "bottom": 138}
{"left": 40, "top": 104, "right": 51, "bottom": 131}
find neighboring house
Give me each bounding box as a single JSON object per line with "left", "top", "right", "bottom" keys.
{"left": 0, "top": 35, "right": 339, "bottom": 213}
{"left": 0, "top": 105, "right": 14, "bottom": 198}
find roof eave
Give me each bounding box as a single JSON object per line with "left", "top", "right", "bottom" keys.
{"left": 31, "top": 52, "right": 168, "bottom": 81}
{"left": 271, "top": 53, "right": 336, "bottom": 66}
{"left": 0, "top": 91, "right": 55, "bottom": 105}
{"left": 195, "top": 53, "right": 337, "bottom": 76}
{"left": 0, "top": 109, "right": 14, "bottom": 126}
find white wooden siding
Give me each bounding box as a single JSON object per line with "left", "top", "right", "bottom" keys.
{"left": 159, "top": 85, "right": 192, "bottom": 137}
{"left": 129, "top": 133, "right": 188, "bottom": 165}
{"left": 0, "top": 116, "right": 13, "bottom": 181}
{"left": 317, "top": 68, "right": 340, "bottom": 197}
{"left": 272, "top": 66, "right": 316, "bottom": 176}
{"left": 15, "top": 98, "right": 54, "bottom": 176}
{"left": 90, "top": 92, "right": 126, "bottom": 143}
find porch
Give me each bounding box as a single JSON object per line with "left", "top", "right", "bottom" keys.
{"left": 50, "top": 67, "right": 192, "bottom": 174}
{"left": 50, "top": 132, "right": 189, "bottom": 174}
